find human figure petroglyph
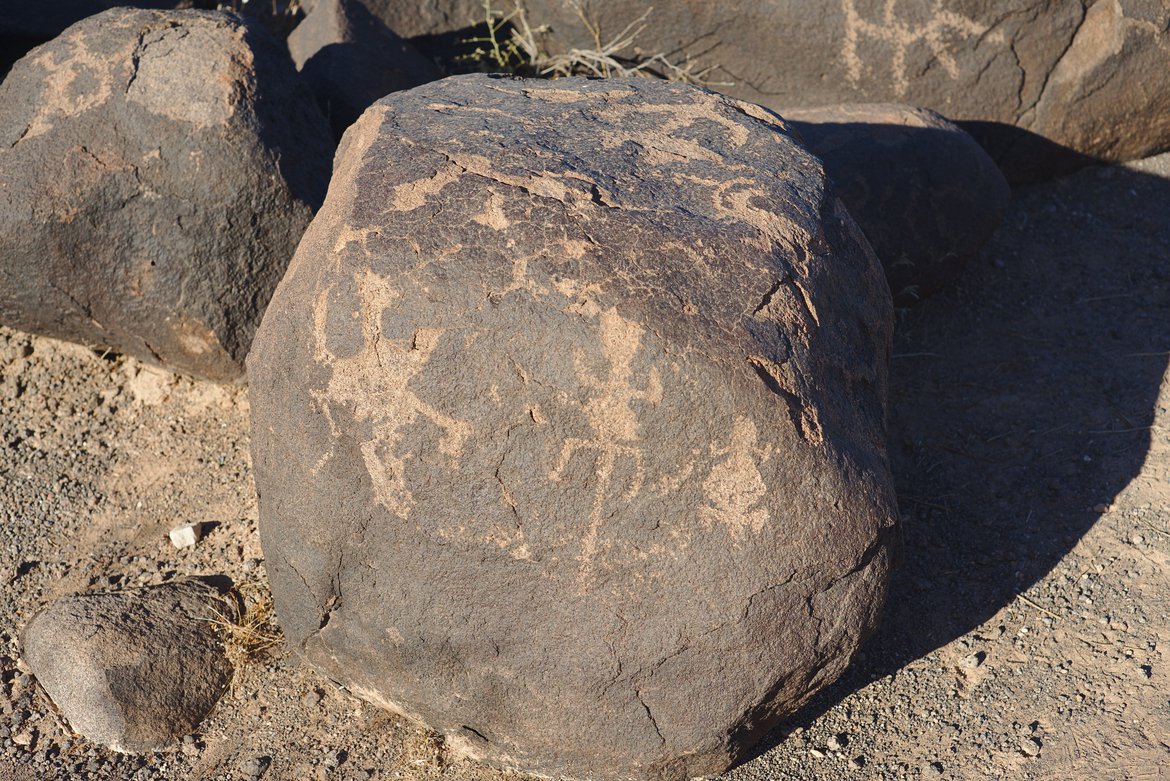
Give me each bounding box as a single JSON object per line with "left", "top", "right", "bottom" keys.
{"left": 309, "top": 274, "right": 471, "bottom": 517}
{"left": 549, "top": 307, "right": 663, "bottom": 581}
{"left": 841, "top": 0, "right": 1004, "bottom": 96}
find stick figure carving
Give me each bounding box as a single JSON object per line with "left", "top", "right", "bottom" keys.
{"left": 549, "top": 308, "right": 663, "bottom": 581}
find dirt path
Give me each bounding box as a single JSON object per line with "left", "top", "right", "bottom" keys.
{"left": 1, "top": 154, "right": 1167, "bottom": 780}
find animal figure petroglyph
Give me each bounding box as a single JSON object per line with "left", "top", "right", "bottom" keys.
{"left": 841, "top": 0, "right": 1005, "bottom": 96}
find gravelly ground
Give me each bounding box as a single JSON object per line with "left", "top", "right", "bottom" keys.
{"left": 0, "top": 153, "right": 1167, "bottom": 781}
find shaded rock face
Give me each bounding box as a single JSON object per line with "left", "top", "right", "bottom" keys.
{"left": 0, "top": 8, "right": 333, "bottom": 383}
{"left": 287, "top": 0, "right": 439, "bottom": 141}
{"left": 21, "top": 579, "right": 233, "bottom": 753}
{"left": 373, "top": 0, "right": 1170, "bottom": 182}
{"left": 785, "top": 104, "right": 1011, "bottom": 305}
{"left": 249, "top": 74, "right": 898, "bottom": 780}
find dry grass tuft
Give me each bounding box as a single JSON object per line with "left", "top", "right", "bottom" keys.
{"left": 464, "top": 0, "right": 731, "bottom": 87}
{"left": 402, "top": 728, "right": 449, "bottom": 775}
{"left": 205, "top": 581, "right": 284, "bottom": 673}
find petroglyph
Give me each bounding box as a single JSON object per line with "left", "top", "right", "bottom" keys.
{"left": 309, "top": 271, "right": 471, "bottom": 518}
{"left": 549, "top": 308, "right": 663, "bottom": 581}
{"left": 18, "top": 37, "right": 118, "bottom": 141}
{"left": 701, "top": 416, "right": 774, "bottom": 537}
{"left": 473, "top": 190, "right": 511, "bottom": 230}
{"left": 841, "top": 0, "right": 1005, "bottom": 96}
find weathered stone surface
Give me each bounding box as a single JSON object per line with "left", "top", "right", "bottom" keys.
{"left": 0, "top": 8, "right": 333, "bottom": 382}
{"left": 375, "top": 0, "right": 1170, "bottom": 182}
{"left": 785, "top": 104, "right": 1010, "bottom": 304}
{"left": 21, "top": 579, "right": 233, "bottom": 753}
{"left": 249, "top": 74, "right": 898, "bottom": 780}
{"left": 287, "top": 0, "right": 439, "bottom": 141}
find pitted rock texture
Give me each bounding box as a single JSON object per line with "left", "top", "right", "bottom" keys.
{"left": 288, "top": 0, "right": 439, "bottom": 141}
{"left": 248, "top": 74, "right": 898, "bottom": 781}
{"left": 786, "top": 104, "right": 1010, "bottom": 305}
{"left": 374, "top": 0, "right": 1170, "bottom": 182}
{"left": 21, "top": 579, "right": 233, "bottom": 753}
{"left": 0, "top": 8, "right": 333, "bottom": 383}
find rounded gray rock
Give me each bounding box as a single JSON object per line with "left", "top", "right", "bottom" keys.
{"left": 20, "top": 579, "right": 233, "bottom": 753}
{"left": 0, "top": 8, "right": 333, "bottom": 382}
{"left": 784, "top": 103, "right": 1011, "bottom": 304}
{"left": 287, "top": 0, "right": 440, "bottom": 141}
{"left": 248, "top": 74, "right": 898, "bottom": 780}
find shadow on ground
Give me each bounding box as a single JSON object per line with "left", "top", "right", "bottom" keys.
{"left": 745, "top": 154, "right": 1170, "bottom": 758}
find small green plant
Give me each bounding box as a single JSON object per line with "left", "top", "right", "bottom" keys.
{"left": 460, "top": 1, "right": 545, "bottom": 72}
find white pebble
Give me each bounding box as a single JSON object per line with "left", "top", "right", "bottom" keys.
{"left": 169, "top": 523, "right": 202, "bottom": 549}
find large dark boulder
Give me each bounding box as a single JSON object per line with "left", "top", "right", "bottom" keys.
{"left": 287, "top": 0, "right": 440, "bottom": 141}
{"left": 786, "top": 104, "right": 1010, "bottom": 304}
{"left": 21, "top": 580, "right": 233, "bottom": 753}
{"left": 248, "top": 74, "right": 898, "bottom": 780}
{"left": 0, "top": 8, "right": 333, "bottom": 383}
{"left": 370, "top": 0, "right": 1170, "bottom": 183}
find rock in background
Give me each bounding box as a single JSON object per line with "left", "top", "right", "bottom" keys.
{"left": 785, "top": 104, "right": 1010, "bottom": 304}
{"left": 0, "top": 8, "right": 333, "bottom": 383}
{"left": 372, "top": 0, "right": 1170, "bottom": 183}
{"left": 287, "top": 0, "right": 440, "bottom": 141}
{"left": 248, "top": 74, "right": 898, "bottom": 781}
{"left": 21, "top": 579, "right": 233, "bottom": 753}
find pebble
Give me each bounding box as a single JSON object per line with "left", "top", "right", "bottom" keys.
{"left": 168, "top": 523, "right": 202, "bottom": 549}
{"left": 826, "top": 733, "right": 847, "bottom": 751}
{"left": 959, "top": 651, "right": 987, "bottom": 669}
{"left": 924, "top": 760, "right": 944, "bottom": 776}
{"left": 1020, "top": 736, "right": 1043, "bottom": 757}
{"left": 240, "top": 755, "right": 271, "bottom": 779}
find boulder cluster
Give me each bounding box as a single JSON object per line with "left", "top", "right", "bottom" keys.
{"left": 3, "top": 1, "right": 1161, "bottom": 779}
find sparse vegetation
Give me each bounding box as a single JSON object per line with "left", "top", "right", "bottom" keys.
{"left": 205, "top": 581, "right": 284, "bottom": 674}
{"left": 402, "top": 728, "right": 449, "bottom": 775}
{"left": 462, "top": 0, "right": 730, "bottom": 87}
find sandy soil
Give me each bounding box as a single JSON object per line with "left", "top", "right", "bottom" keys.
{"left": 0, "top": 152, "right": 1167, "bottom": 781}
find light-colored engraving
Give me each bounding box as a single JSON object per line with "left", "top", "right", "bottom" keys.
{"left": 841, "top": 0, "right": 1005, "bottom": 96}
{"left": 701, "top": 416, "right": 774, "bottom": 537}
{"left": 549, "top": 308, "right": 663, "bottom": 581}
{"left": 19, "top": 36, "right": 118, "bottom": 141}
{"left": 472, "top": 190, "right": 510, "bottom": 230}
{"left": 309, "top": 271, "right": 471, "bottom": 518}
{"left": 595, "top": 90, "right": 753, "bottom": 151}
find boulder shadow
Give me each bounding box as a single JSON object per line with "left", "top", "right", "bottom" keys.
{"left": 959, "top": 120, "right": 1101, "bottom": 186}
{"left": 744, "top": 155, "right": 1170, "bottom": 759}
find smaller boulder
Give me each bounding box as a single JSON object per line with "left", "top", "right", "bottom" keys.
{"left": 0, "top": 8, "right": 333, "bottom": 383}
{"left": 784, "top": 104, "right": 1011, "bottom": 304}
{"left": 21, "top": 579, "right": 233, "bottom": 753}
{"left": 287, "top": 0, "right": 439, "bottom": 140}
